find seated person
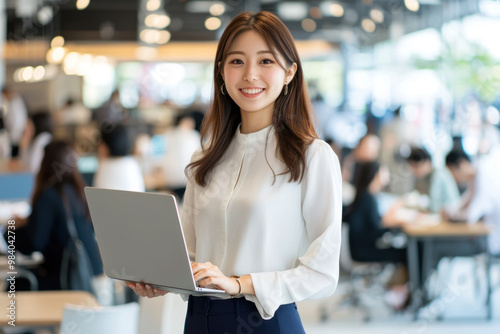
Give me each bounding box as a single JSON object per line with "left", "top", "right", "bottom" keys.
{"left": 342, "top": 133, "right": 381, "bottom": 185}
{"left": 22, "top": 112, "right": 54, "bottom": 173}
{"left": 347, "top": 161, "right": 409, "bottom": 309}
{"left": 347, "top": 161, "right": 406, "bottom": 263}
{"left": 444, "top": 147, "right": 500, "bottom": 255}
{"left": 8, "top": 112, "right": 53, "bottom": 173}
{"left": 405, "top": 146, "right": 460, "bottom": 213}
{"left": 93, "top": 125, "right": 145, "bottom": 192}
{"left": 443, "top": 149, "right": 476, "bottom": 220}
{"left": 9, "top": 141, "right": 104, "bottom": 290}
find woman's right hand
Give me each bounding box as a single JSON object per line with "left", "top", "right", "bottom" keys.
{"left": 124, "top": 281, "right": 169, "bottom": 298}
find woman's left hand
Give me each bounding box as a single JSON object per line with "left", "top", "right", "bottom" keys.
{"left": 191, "top": 262, "right": 240, "bottom": 296}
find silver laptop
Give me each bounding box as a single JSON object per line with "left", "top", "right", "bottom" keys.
{"left": 84, "top": 187, "right": 228, "bottom": 297}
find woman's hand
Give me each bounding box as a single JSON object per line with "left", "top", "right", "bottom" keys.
{"left": 191, "top": 262, "right": 240, "bottom": 296}
{"left": 124, "top": 281, "right": 169, "bottom": 298}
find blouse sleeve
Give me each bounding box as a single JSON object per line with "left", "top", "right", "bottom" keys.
{"left": 246, "top": 140, "right": 342, "bottom": 319}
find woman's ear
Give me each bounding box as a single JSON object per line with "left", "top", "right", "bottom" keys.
{"left": 285, "top": 62, "right": 297, "bottom": 84}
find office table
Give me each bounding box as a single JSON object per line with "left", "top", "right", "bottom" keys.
{"left": 0, "top": 290, "right": 100, "bottom": 331}
{"left": 403, "top": 222, "right": 492, "bottom": 320}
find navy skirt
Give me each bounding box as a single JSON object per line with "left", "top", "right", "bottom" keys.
{"left": 184, "top": 295, "right": 306, "bottom": 334}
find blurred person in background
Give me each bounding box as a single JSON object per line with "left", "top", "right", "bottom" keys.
{"left": 19, "top": 112, "right": 54, "bottom": 173}
{"left": 92, "top": 90, "right": 128, "bottom": 126}
{"left": 342, "top": 133, "right": 381, "bottom": 184}
{"left": 466, "top": 144, "right": 500, "bottom": 255}
{"left": 379, "top": 106, "right": 418, "bottom": 195}
{"left": 9, "top": 141, "right": 104, "bottom": 290}
{"left": 0, "top": 105, "right": 9, "bottom": 159}
{"left": 405, "top": 146, "right": 460, "bottom": 213}
{"left": 162, "top": 112, "right": 201, "bottom": 201}
{"left": 93, "top": 124, "right": 145, "bottom": 192}
{"left": 347, "top": 161, "right": 409, "bottom": 310}
{"left": 341, "top": 133, "right": 381, "bottom": 208}
{"left": 444, "top": 146, "right": 500, "bottom": 255}
{"left": 1, "top": 87, "right": 28, "bottom": 157}
{"left": 55, "top": 97, "right": 91, "bottom": 126}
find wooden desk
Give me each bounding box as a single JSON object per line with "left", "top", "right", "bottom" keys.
{"left": 403, "top": 222, "right": 492, "bottom": 320}
{"left": 403, "top": 222, "right": 491, "bottom": 237}
{"left": 0, "top": 290, "right": 100, "bottom": 328}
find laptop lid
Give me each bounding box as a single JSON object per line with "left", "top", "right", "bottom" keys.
{"left": 84, "top": 187, "right": 201, "bottom": 292}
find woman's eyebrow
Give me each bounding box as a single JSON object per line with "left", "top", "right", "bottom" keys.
{"left": 227, "top": 50, "right": 273, "bottom": 56}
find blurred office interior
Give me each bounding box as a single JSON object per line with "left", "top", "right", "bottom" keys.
{"left": 1, "top": 0, "right": 500, "bottom": 333}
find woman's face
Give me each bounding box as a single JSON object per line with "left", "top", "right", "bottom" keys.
{"left": 222, "top": 30, "right": 295, "bottom": 120}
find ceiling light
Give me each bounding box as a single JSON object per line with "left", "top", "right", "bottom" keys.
{"left": 76, "top": 0, "right": 90, "bottom": 10}
{"left": 22, "top": 67, "right": 34, "bottom": 82}
{"left": 51, "top": 36, "right": 65, "bottom": 48}
{"left": 405, "top": 0, "right": 420, "bottom": 12}
{"left": 329, "top": 3, "right": 344, "bottom": 17}
{"left": 205, "top": 17, "right": 221, "bottom": 30}
{"left": 146, "top": 0, "right": 162, "bottom": 11}
{"left": 361, "top": 18, "right": 376, "bottom": 33}
{"left": 156, "top": 30, "right": 171, "bottom": 44}
{"left": 13, "top": 68, "right": 23, "bottom": 82}
{"left": 145, "top": 14, "right": 171, "bottom": 29}
{"left": 370, "top": 9, "right": 384, "bottom": 23}
{"left": 46, "top": 47, "right": 66, "bottom": 64}
{"left": 302, "top": 18, "right": 317, "bottom": 32}
{"left": 209, "top": 3, "right": 225, "bottom": 16}
{"left": 63, "top": 52, "right": 81, "bottom": 75}
{"left": 37, "top": 6, "right": 53, "bottom": 25}
{"left": 33, "top": 66, "right": 45, "bottom": 81}
{"left": 140, "top": 29, "right": 160, "bottom": 44}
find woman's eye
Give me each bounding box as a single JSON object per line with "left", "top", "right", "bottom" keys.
{"left": 261, "top": 59, "right": 274, "bottom": 64}
{"left": 229, "top": 59, "right": 243, "bottom": 64}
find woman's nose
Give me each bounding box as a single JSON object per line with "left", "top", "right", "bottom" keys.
{"left": 243, "top": 64, "right": 258, "bottom": 81}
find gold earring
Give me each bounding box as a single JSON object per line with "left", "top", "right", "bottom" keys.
{"left": 221, "top": 83, "right": 226, "bottom": 95}
{"left": 284, "top": 84, "right": 288, "bottom": 96}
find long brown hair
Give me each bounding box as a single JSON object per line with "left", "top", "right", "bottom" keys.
{"left": 31, "top": 141, "right": 87, "bottom": 210}
{"left": 187, "top": 11, "right": 317, "bottom": 187}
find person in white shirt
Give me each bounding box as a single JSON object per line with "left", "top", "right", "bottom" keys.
{"left": 126, "top": 11, "right": 342, "bottom": 333}
{"left": 2, "top": 87, "right": 28, "bottom": 157}
{"left": 465, "top": 147, "right": 500, "bottom": 255}
{"left": 162, "top": 113, "right": 201, "bottom": 201}
{"left": 93, "top": 124, "right": 145, "bottom": 192}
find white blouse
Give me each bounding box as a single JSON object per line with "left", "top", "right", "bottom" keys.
{"left": 181, "top": 124, "right": 342, "bottom": 319}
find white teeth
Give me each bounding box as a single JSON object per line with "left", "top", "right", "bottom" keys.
{"left": 241, "top": 88, "right": 264, "bottom": 94}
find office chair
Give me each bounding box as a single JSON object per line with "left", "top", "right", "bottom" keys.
{"left": 60, "top": 302, "right": 139, "bottom": 334}
{"left": 319, "top": 223, "right": 391, "bottom": 322}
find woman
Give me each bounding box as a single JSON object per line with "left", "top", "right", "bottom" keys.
{"left": 15, "top": 141, "right": 103, "bottom": 290}
{"left": 127, "top": 11, "right": 342, "bottom": 333}
{"left": 21, "top": 112, "right": 54, "bottom": 173}
{"left": 347, "top": 161, "right": 406, "bottom": 263}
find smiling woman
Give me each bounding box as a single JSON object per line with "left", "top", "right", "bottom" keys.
{"left": 221, "top": 29, "right": 297, "bottom": 134}
{"left": 126, "top": 11, "right": 342, "bottom": 334}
